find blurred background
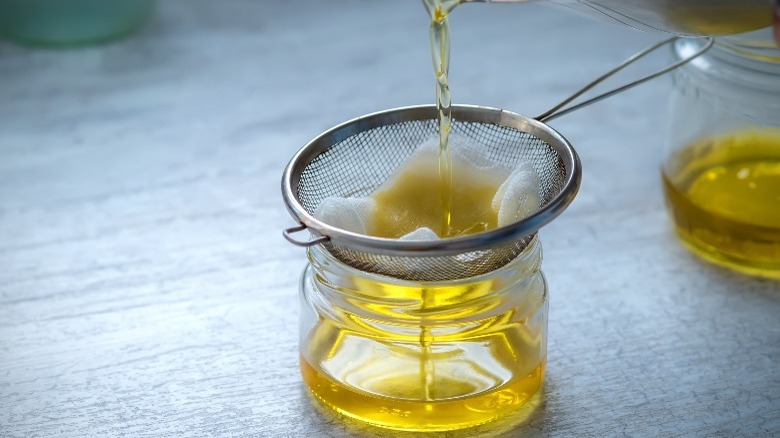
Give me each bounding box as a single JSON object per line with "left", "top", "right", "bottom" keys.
{"left": 1, "top": 1, "right": 778, "bottom": 437}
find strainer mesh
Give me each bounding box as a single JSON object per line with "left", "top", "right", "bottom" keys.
{"left": 295, "top": 117, "right": 566, "bottom": 282}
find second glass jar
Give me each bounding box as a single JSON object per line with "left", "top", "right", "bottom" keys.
{"left": 663, "top": 29, "right": 780, "bottom": 278}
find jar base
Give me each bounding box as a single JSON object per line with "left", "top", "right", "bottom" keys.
{"left": 300, "top": 356, "right": 544, "bottom": 432}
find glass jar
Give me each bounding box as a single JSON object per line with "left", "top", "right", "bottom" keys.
{"left": 299, "top": 236, "right": 548, "bottom": 432}
{"left": 663, "top": 28, "right": 780, "bottom": 278}
{"left": 0, "top": 0, "right": 154, "bottom": 47}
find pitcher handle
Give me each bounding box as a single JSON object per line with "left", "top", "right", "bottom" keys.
{"left": 536, "top": 36, "right": 714, "bottom": 122}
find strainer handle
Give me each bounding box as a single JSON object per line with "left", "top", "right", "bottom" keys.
{"left": 283, "top": 223, "right": 330, "bottom": 247}
{"left": 536, "top": 36, "right": 714, "bottom": 123}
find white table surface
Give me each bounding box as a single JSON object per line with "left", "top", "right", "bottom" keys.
{"left": 1, "top": 1, "right": 778, "bottom": 437}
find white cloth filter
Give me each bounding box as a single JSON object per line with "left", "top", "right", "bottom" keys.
{"left": 314, "top": 134, "right": 541, "bottom": 240}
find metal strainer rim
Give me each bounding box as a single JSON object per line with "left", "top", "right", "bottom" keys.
{"left": 281, "top": 104, "right": 582, "bottom": 257}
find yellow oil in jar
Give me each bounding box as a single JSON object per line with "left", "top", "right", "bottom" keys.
{"left": 301, "top": 359, "right": 544, "bottom": 432}
{"left": 663, "top": 129, "right": 780, "bottom": 278}
{"left": 300, "top": 271, "right": 547, "bottom": 432}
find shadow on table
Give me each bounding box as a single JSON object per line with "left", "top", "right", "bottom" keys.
{"left": 298, "top": 383, "right": 549, "bottom": 438}
{"left": 683, "top": 247, "right": 780, "bottom": 297}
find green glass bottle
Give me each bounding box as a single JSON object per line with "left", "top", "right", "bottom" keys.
{"left": 0, "top": 0, "right": 154, "bottom": 47}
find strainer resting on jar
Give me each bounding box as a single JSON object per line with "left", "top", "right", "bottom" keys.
{"left": 281, "top": 37, "right": 713, "bottom": 282}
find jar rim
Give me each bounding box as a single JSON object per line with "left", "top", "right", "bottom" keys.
{"left": 674, "top": 29, "right": 780, "bottom": 92}
{"left": 307, "top": 234, "right": 542, "bottom": 287}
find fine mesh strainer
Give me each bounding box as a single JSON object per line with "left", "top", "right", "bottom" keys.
{"left": 283, "top": 105, "right": 576, "bottom": 281}
{"left": 281, "top": 37, "right": 713, "bottom": 282}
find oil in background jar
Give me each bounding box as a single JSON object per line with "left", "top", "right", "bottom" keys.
{"left": 663, "top": 29, "right": 780, "bottom": 278}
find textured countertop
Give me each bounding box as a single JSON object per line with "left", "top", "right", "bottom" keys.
{"left": 1, "top": 1, "right": 778, "bottom": 437}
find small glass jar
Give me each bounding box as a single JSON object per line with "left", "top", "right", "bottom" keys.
{"left": 663, "top": 29, "right": 780, "bottom": 278}
{"left": 299, "top": 236, "right": 548, "bottom": 432}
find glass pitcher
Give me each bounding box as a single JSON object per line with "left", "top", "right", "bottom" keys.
{"left": 466, "top": 0, "right": 773, "bottom": 36}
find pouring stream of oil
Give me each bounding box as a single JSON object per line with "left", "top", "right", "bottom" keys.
{"left": 422, "top": 0, "right": 460, "bottom": 403}
{"left": 299, "top": 3, "right": 546, "bottom": 430}
{"left": 423, "top": 0, "right": 460, "bottom": 237}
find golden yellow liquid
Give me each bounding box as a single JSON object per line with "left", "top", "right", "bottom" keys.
{"left": 668, "top": 5, "right": 773, "bottom": 35}
{"left": 663, "top": 129, "right": 780, "bottom": 278}
{"left": 370, "top": 148, "right": 503, "bottom": 238}
{"left": 300, "top": 263, "right": 547, "bottom": 431}
{"left": 423, "top": 0, "right": 460, "bottom": 236}
{"left": 301, "top": 359, "right": 544, "bottom": 432}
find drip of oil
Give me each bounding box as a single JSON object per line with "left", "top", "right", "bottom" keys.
{"left": 423, "top": 0, "right": 461, "bottom": 237}
{"left": 367, "top": 97, "right": 504, "bottom": 414}
{"left": 300, "top": 271, "right": 547, "bottom": 431}
{"left": 663, "top": 128, "right": 780, "bottom": 278}
{"left": 366, "top": 0, "right": 484, "bottom": 415}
